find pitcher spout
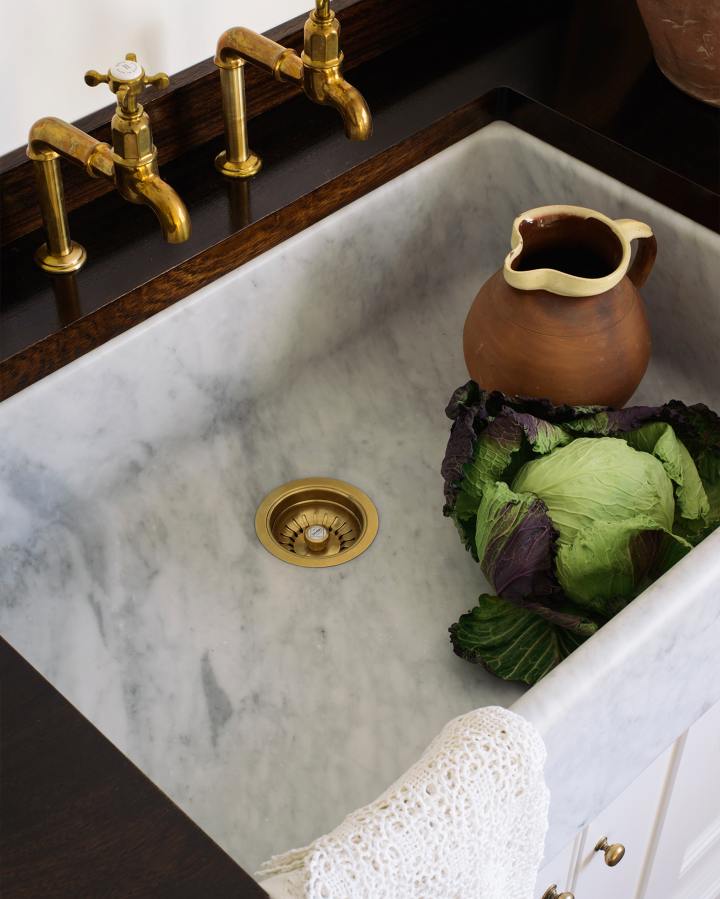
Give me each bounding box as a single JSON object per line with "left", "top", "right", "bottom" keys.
{"left": 503, "top": 205, "right": 653, "bottom": 298}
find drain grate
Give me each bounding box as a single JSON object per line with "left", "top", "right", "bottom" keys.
{"left": 255, "top": 478, "right": 378, "bottom": 568}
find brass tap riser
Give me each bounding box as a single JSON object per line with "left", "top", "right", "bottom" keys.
{"left": 30, "top": 155, "right": 70, "bottom": 258}
{"left": 215, "top": 28, "right": 303, "bottom": 179}
{"left": 30, "top": 156, "right": 85, "bottom": 273}
{"left": 27, "top": 118, "right": 115, "bottom": 273}
{"left": 214, "top": 63, "right": 262, "bottom": 178}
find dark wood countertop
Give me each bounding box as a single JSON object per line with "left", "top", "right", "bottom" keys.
{"left": 1, "top": 1, "right": 718, "bottom": 895}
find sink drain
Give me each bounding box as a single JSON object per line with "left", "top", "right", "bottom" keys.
{"left": 255, "top": 477, "right": 379, "bottom": 568}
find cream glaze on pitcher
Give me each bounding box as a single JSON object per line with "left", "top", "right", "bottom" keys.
{"left": 463, "top": 205, "right": 658, "bottom": 407}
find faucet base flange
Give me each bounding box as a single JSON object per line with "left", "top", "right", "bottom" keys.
{"left": 35, "top": 241, "right": 87, "bottom": 274}
{"left": 214, "top": 149, "right": 262, "bottom": 179}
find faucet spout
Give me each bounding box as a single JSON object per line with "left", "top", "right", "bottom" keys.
{"left": 300, "top": 4, "right": 372, "bottom": 141}
{"left": 129, "top": 175, "right": 191, "bottom": 244}
{"left": 316, "top": 77, "right": 372, "bottom": 141}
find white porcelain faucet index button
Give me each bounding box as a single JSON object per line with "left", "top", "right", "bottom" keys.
{"left": 110, "top": 60, "right": 143, "bottom": 81}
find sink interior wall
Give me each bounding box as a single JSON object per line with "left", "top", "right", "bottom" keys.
{"left": 0, "top": 122, "right": 717, "bottom": 873}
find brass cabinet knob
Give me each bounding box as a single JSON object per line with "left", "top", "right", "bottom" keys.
{"left": 594, "top": 836, "right": 626, "bottom": 866}
{"left": 541, "top": 886, "right": 574, "bottom": 899}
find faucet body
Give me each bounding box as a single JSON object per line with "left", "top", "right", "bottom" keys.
{"left": 28, "top": 55, "right": 190, "bottom": 274}
{"left": 214, "top": 1, "right": 371, "bottom": 178}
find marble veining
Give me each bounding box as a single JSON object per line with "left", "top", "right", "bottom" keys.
{"left": 1, "top": 123, "right": 718, "bottom": 873}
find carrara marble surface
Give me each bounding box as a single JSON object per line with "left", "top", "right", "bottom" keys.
{"left": 1, "top": 123, "right": 718, "bottom": 873}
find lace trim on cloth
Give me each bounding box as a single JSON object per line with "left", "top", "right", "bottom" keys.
{"left": 257, "top": 706, "right": 549, "bottom": 899}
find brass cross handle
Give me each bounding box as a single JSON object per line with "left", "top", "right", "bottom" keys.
{"left": 594, "top": 836, "right": 626, "bottom": 866}
{"left": 85, "top": 53, "right": 169, "bottom": 114}
{"left": 541, "top": 886, "right": 574, "bottom": 899}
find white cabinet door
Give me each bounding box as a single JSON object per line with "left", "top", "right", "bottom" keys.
{"left": 573, "top": 746, "right": 674, "bottom": 899}
{"left": 641, "top": 700, "right": 720, "bottom": 899}
{"left": 534, "top": 835, "right": 580, "bottom": 899}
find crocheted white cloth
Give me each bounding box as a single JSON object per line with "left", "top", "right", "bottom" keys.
{"left": 257, "top": 706, "right": 549, "bottom": 899}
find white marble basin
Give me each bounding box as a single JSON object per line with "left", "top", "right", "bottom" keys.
{"left": 1, "top": 123, "right": 719, "bottom": 873}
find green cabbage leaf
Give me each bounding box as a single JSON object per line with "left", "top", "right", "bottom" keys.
{"left": 442, "top": 384, "right": 720, "bottom": 684}
{"left": 450, "top": 595, "right": 598, "bottom": 685}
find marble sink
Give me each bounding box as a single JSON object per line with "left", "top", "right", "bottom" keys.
{"left": 1, "top": 122, "right": 719, "bottom": 875}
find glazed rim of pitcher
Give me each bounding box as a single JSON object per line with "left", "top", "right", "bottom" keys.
{"left": 503, "top": 204, "right": 653, "bottom": 298}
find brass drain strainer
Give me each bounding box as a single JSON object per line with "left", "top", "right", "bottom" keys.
{"left": 255, "top": 477, "right": 378, "bottom": 568}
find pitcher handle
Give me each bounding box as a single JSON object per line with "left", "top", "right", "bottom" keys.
{"left": 615, "top": 219, "right": 657, "bottom": 289}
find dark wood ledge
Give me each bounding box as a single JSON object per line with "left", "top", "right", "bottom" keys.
{"left": 1, "top": 1, "right": 719, "bottom": 894}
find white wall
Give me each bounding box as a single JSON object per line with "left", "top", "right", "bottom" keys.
{"left": 0, "top": 0, "right": 312, "bottom": 156}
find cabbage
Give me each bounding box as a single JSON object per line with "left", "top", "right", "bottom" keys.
{"left": 442, "top": 384, "right": 720, "bottom": 684}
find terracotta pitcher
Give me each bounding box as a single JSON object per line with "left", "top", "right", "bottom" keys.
{"left": 463, "top": 205, "right": 657, "bottom": 408}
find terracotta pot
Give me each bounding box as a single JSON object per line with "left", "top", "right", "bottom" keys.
{"left": 463, "top": 205, "right": 657, "bottom": 408}
{"left": 636, "top": 0, "right": 720, "bottom": 106}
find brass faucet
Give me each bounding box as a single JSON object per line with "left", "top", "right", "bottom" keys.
{"left": 214, "top": 0, "right": 372, "bottom": 178}
{"left": 27, "top": 54, "right": 191, "bottom": 274}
